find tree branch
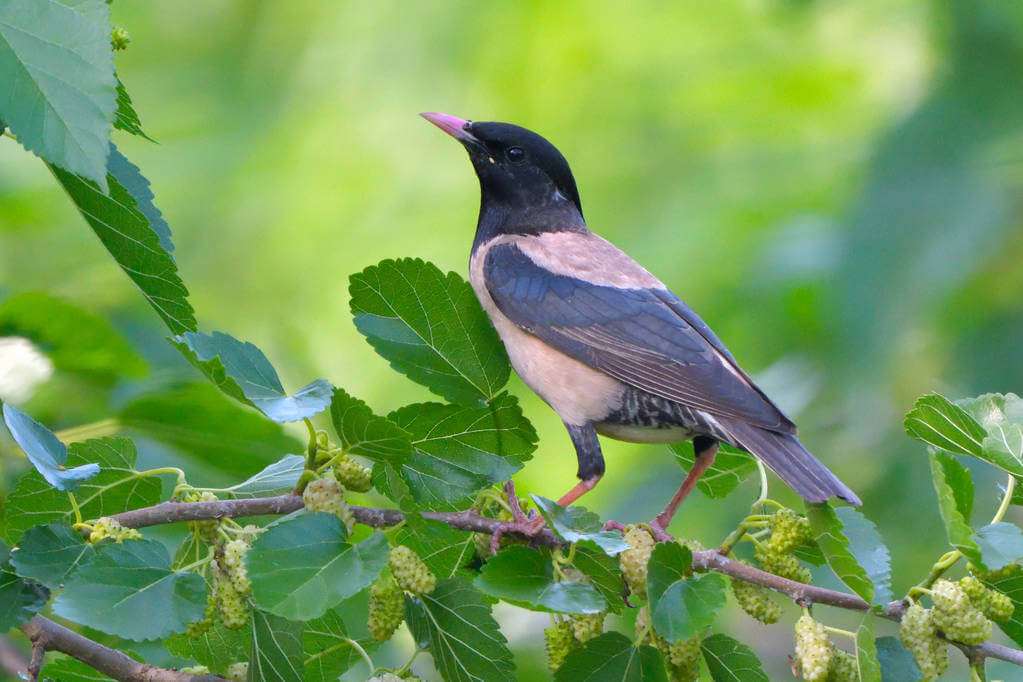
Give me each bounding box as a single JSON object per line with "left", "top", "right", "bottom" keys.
{"left": 20, "top": 616, "right": 225, "bottom": 682}
{"left": 107, "top": 494, "right": 1023, "bottom": 669}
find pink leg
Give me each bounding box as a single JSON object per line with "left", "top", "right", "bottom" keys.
{"left": 489, "top": 475, "right": 602, "bottom": 553}
{"left": 649, "top": 441, "right": 719, "bottom": 541}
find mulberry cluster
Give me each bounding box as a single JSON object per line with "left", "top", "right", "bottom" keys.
{"left": 899, "top": 602, "right": 948, "bottom": 681}
{"left": 368, "top": 577, "right": 405, "bottom": 641}
{"left": 753, "top": 543, "right": 812, "bottom": 584}
{"left": 110, "top": 27, "right": 130, "bottom": 51}
{"left": 88, "top": 517, "right": 142, "bottom": 544}
{"left": 768, "top": 509, "right": 813, "bottom": 553}
{"left": 620, "top": 525, "right": 656, "bottom": 599}
{"left": 222, "top": 538, "right": 252, "bottom": 597}
{"left": 794, "top": 614, "right": 832, "bottom": 682}
{"left": 730, "top": 571, "right": 781, "bottom": 624}
{"left": 931, "top": 579, "right": 991, "bottom": 645}
{"left": 225, "top": 662, "right": 248, "bottom": 681}
{"left": 185, "top": 590, "right": 217, "bottom": 638}
{"left": 334, "top": 456, "right": 373, "bottom": 493}
{"left": 544, "top": 620, "right": 574, "bottom": 673}
{"left": 570, "top": 612, "right": 605, "bottom": 643}
{"left": 212, "top": 559, "right": 248, "bottom": 630}
{"left": 183, "top": 491, "right": 220, "bottom": 542}
{"left": 660, "top": 634, "right": 702, "bottom": 682}
{"left": 960, "top": 574, "right": 1014, "bottom": 621}
{"left": 827, "top": 649, "right": 858, "bottom": 682}
{"left": 389, "top": 545, "right": 437, "bottom": 595}
{"left": 303, "top": 476, "right": 355, "bottom": 534}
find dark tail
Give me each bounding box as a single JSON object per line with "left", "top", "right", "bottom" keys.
{"left": 719, "top": 418, "right": 861, "bottom": 506}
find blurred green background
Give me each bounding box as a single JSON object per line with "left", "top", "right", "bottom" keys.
{"left": 2, "top": 0, "right": 1023, "bottom": 678}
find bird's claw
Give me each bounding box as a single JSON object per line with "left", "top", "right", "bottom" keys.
{"left": 602, "top": 520, "right": 628, "bottom": 533}
{"left": 647, "top": 519, "right": 675, "bottom": 543}
{"left": 489, "top": 514, "right": 547, "bottom": 555}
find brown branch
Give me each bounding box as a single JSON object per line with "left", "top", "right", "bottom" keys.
{"left": 0, "top": 635, "right": 30, "bottom": 680}
{"left": 106, "top": 494, "right": 1023, "bottom": 669}
{"left": 20, "top": 616, "right": 225, "bottom": 682}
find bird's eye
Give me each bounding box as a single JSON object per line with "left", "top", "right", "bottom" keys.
{"left": 505, "top": 146, "right": 526, "bottom": 163}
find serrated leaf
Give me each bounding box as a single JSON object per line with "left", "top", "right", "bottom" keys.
{"left": 387, "top": 394, "right": 536, "bottom": 510}
{"left": 303, "top": 607, "right": 378, "bottom": 682}
{"left": 53, "top": 145, "right": 196, "bottom": 334}
{"left": 164, "top": 620, "right": 251, "bottom": 673}
{"left": 120, "top": 383, "right": 303, "bottom": 479}
{"left": 396, "top": 517, "right": 475, "bottom": 579}
{"left": 405, "top": 578, "right": 515, "bottom": 682}
{"left": 10, "top": 521, "right": 93, "bottom": 588}
{"left": 647, "top": 542, "right": 726, "bottom": 642}
{"left": 669, "top": 441, "right": 757, "bottom": 499}
{"left": 929, "top": 450, "right": 984, "bottom": 567}
{"left": 41, "top": 655, "right": 117, "bottom": 681}
{"left": 0, "top": 0, "right": 116, "bottom": 188}
{"left": 0, "top": 292, "right": 146, "bottom": 378}
{"left": 170, "top": 331, "right": 331, "bottom": 422}
{"left": 249, "top": 610, "right": 303, "bottom": 682}
{"left": 248, "top": 514, "right": 388, "bottom": 621}
{"left": 981, "top": 566, "right": 1023, "bottom": 648}
{"left": 475, "top": 545, "right": 605, "bottom": 613}
{"left": 875, "top": 636, "right": 921, "bottom": 682}
{"left": 349, "top": 258, "right": 510, "bottom": 405}
{"left": 700, "top": 633, "right": 768, "bottom": 682}
{"left": 329, "top": 387, "right": 412, "bottom": 464}
{"left": 226, "top": 454, "right": 304, "bottom": 498}
{"left": 4, "top": 436, "right": 162, "bottom": 541}
{"left": 532, "top": 496, "right": 630, "bottom": 555}
{"left": 805, "top": 503, "right": 891, "bottom": 606}
{"left": 0, "top": 536, "right": 48, "bottom": 630}
{"left": 2, "top": 403, "right": 100, "bottom": 491}
{"left": 113, "top": 78, "right": 153, "bottom": 142}
{"left": 856, "top": 615, "right": 881, "bottom": 682}
{"left": 553, "top": 631, "right": 668, "bottom": 682}
{"left": 904, "top": 393, "right": 985, "bottom": 458}
{"left": 572, "top": 545, "right": 625, "bottom": 614}
{"left": 974, "top": 523, "right": 1023, "bottom": 571}
{"left": 956, "top": 393, "right": 1023, "bottom": 478}
{"left": 53, "top": 538, "right": 206, "bottom": 640}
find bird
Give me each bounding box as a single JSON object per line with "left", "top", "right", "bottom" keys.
{"left": 421, "top": 112, "right": 861, "bottom": 540}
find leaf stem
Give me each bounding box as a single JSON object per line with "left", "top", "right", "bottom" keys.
{"left": 345, "top": 637, "right": 374, "bottom": 674}
{"left": 822, "top": 625, "right": 857, "bottom": 639}
{"left": 303, "top": 418, "right": 318, "bottom": 475}
{"left": 66, "top": 492, "right": 82, "bottom": 525}
{"left": 55, "top": 418, "right": 122, "bottom": 443}
{"left": 992, "top": 474, "right": 1015, "bottom": 525}
{"left": 753, "top": 460, "right": 770, "bottom": 508}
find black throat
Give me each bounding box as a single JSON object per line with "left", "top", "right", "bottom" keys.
{"left": 471, "top": 199, "right": 587, "bottom": 254}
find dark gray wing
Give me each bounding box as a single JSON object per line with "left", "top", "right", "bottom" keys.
{"left": 483, "top": 241, "right": 796, "bottom": 433}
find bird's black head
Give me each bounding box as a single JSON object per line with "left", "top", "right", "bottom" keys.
{"left": 421, "top": 113, "right": 583, "bottom": 224}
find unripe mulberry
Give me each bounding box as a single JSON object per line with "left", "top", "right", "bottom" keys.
{"left": 334, "top": 457, "right": 373, "bottom": 493}
{"left": 225, "top": 662, "right": 248, "bottom": 681}
{"left": 959, "top": 575, "right": 987, "bottom": 603}
{"left": 794, "top": 614, "right": 832, "bottom": 682}
{"left": 827, "top": 649, "right": 858, "bottom": 682}
{"left": 545, "top": 620, "right": 574, "bottom": 673}
{"left": 110, "top": 27, "right": 130, "bottom": 51}
{"left": 368, "top": 578, "right": 405, "bottom": 641}
{"left": 982, "top": 588, "right": 1014, "bottom": 621}
{"left": 303, "top": 476, "right": 355, "bottom": 533}
{"left": 570, "top": 612, "right": 605, "bottom": 643}
{"left": 184, "top": 491, "right": 220, "bottom": 543}
{"left": 731, "top": 573, "right": 781, "bottom": 624}
{"left": 185, "top": 590, "right": 217, "bottom": 638}
{"left": 660, "top": 633, "right": 701, "bottom": 680}
{"left": 754, "top": 544, "right": 811, "bottom": 584}
{"left": 620, "top": 525, "right": 656, "bottom": 599}
{"left": 223, "top": 538, "right": 252, "bottom": 596}
{"left": 213, "top": 560, "right": 248, "bottom": 630}
{"left": 88, "top": 517, "right": 142, "bottom": 544}
{"left": 768, "top": 509, "right": 813, "bottom": 553}
{"left": 931, "top": 579, "right": 991, "bottom": 645}
{"left": 367, "top": 674, "right": 402, "bottom": 682}
{"left": 389, "top": 545, "right": 437, "bottom": 595}
{"left": 899, "top": 602, "right": 948, "bottom": 680}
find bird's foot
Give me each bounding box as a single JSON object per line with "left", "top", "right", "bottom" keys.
{"left": 647, "top": 518, "right": 675, "bottom": 543}
{"left": 601, "top": 520, "right": 628, "bottom": 533}
{"left": 489, "top": 481, "right": 544, "bottom": 554}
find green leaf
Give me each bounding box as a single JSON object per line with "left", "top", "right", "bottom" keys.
{"left": 904, "top": 393, "right": 985, "bottom": 458}
{"left": 929, "top": 450, "right": 984, "bottom": 567}
{"left": 958, "top": 393, "right": 1023, "bottom": 479}
{"left": 404, "top": 578, "right": 515, "bottom": 682}
{"left": 981, "top": 566, "right": 1023, "bottom": 648}
{"left": 10, "top": 521, "right": 93, "bottom": 588}
{"left": 113, "top": 77, "right": 153, "bottom": 141}
{"left": 647, "top": 543, "right": 726, "bottom": 642}
{"left": 572, "top": 545, "right": 625, "bottom": 614}
{"left": 875, "top": 636, "right": 921, "bottom": 682}
{"left": 974, "top": 523, "right": 1023, "bottom": 570}
{"left": 247, "top": 514, "right": 388, "bottom": 621}
{"left": 53, "top": 538, "right": 206, "bottom": 640}
{"left": 0, "top": 536, "right": 49, "bottom": 630}
{"left": 396, "top": 517, "right": 476, "bottom": 579}
{"left": 700, "top": 633, "right": 769, "bottom": 682}
{"left": 4, "top": 436, "right": 162, "bottom": 541}
{"left": 0, "top": 292, "right": 146, "bottom": 378}
{"left": 226, "top": 454, "right": 304, "bottom": 498}
{"left": 119, "top": 383, "right": 302, "bottom": 479}
{"left": 532, "top": 496, "right": 630, "bottom": 555}
{"left": 170, "top": 331, "right": 331, "bottom": 422}
{"left": 855, "top": 616, "right": 882, "bottom": 682}
{"left": 164, "top": 620, "right": 251, "bottom": 674}
{"left": 41, "top": 655, "right": 118, "bottom": 681}
{"left": 249, "top": 609, "right": 304, "bottom": 682}
{"left": 303, "top": 607, "right": 377, "bottom": 682}
{"left": 669, "top": 441, "right": 757, "bottom": 499}
{"left": 0, "top": 0, "right": 116, "bottom": 188}
{"left": 475, "top": 545, "right": 605, "bottom": 613}
{"left": 553, "top": 631, "right": 668, "bottom": 682}
{"left": 53, "top": 145, "right": 196, "bottom": 334}
{"left": 805, "top": 503, "right": 891, "bottom": 606}
{"left": 329, "top": 387, "right": 412, "bottom": 464}
{"left": 2, "top": 403, "right": 100, "bottom": 491}
{"left": 387, "top": 394, "right": 536, "bottom": 510}
{"left": 349, "top": 258, "right": 510, "bottom": 405}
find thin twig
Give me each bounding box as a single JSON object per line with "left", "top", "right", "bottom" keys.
{"left": 20, "top": 616, "right": 225, "bottom": 681}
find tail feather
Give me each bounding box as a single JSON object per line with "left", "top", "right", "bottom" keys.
{"left": 719, "top": 418, "right": 861, "bottom": 506}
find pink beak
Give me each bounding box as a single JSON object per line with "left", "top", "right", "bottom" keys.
{"left": 420, "top": 112, "right": 476, "bottom": 143}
